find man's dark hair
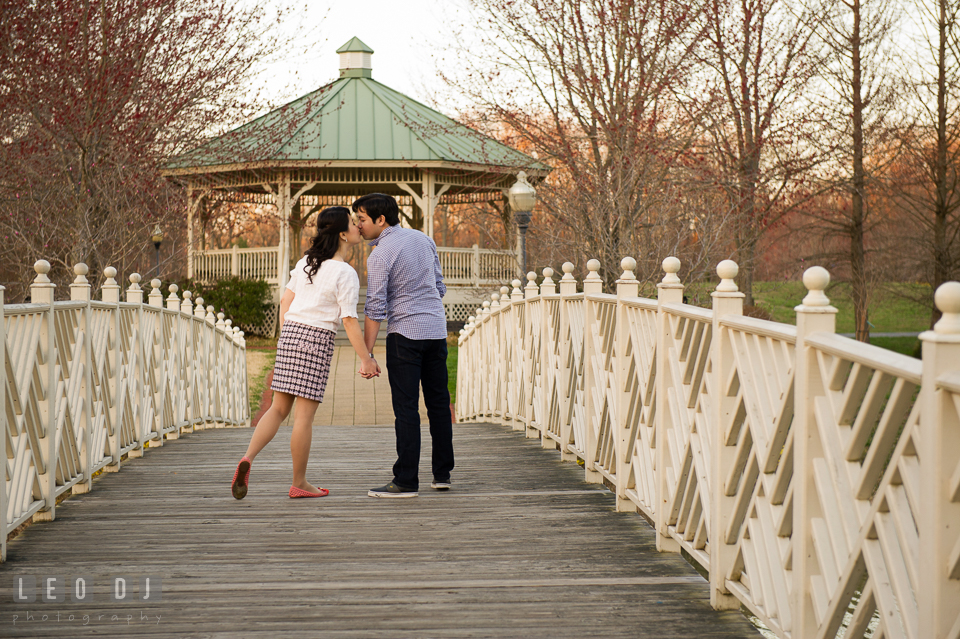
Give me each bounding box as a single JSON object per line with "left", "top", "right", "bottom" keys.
{"left": 352, "top": 193, "right": 400, "bottom": 226}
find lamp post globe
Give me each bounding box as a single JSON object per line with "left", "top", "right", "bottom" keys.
{"left": 151, "top": 224, "right": 164, "bottom": 278}
{"left": 507, "top": 171, "right": 537, "bottom": 275}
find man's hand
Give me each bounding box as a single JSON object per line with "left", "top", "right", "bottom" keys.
{"left": 359, "top": 357, "right": 380, "bottom": 378}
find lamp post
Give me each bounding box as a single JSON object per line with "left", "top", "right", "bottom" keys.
{"left": 507, "top": 171, "right": 537, "bottom": 276}
{"left": 151, "top": 225, "right": 164, "bottom": 279}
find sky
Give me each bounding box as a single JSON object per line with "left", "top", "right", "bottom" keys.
{"left": 255, "top": 0, "right": 468, "bottom": 116}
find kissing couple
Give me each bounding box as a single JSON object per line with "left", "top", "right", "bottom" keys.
{"left": 230, "top": 193, "right": 454, "bottom": 500}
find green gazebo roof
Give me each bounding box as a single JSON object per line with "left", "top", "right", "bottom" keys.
{"left": 164, "top": 50, "right": 548, "bottom": 175}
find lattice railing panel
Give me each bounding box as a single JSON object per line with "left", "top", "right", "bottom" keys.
{"left": 621, "top": 300, "right": 659, "bottom": 518}
{"left": 1, "top": 263, "right": 249, "bottom": 562}
{"left": 585, "top": 294, "right": 618, "bottom": 483}
{"left": 565, "top": 295, "right": 587, "bottom": 458}
{"left": 797, "top": 334, "right": 922, "bottom": 639}
{"left": 660, "top": 305, "right": 714, "bottom": 569}
{"left": 721, "top": 318, "right": 797, "bottom": 636}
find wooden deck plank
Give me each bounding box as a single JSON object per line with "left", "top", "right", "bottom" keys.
{"left": 0, "top": 421, "right": 760, "bottom": 637}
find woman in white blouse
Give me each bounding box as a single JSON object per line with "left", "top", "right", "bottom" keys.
{"left": 231, "top": 206, "right": 378, "bottom": 499}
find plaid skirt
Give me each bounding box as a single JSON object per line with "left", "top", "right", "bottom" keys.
{"left": 270, "top": 321, "right": 336, "bottom": 402}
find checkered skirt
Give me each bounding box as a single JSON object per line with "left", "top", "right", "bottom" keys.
{"left": 270, "top": 321, "right": 336, "bottom": 402}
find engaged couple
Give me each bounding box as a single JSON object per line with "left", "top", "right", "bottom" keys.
{"left": 229, "top": 193, "right": 454, "bottom": 500}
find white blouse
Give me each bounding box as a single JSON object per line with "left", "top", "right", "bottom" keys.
{"left": 283, "top": 257, "right": 360, "bottom": 332}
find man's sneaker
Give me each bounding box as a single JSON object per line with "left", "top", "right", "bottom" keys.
{"left": 368, "top": 482, "right": 418, "bottom": 498}
{"left": 431, "top": 480, "right": 451, "bottom": 491}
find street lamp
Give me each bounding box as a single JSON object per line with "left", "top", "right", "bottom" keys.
{"left": 151, "top": 224, "right": 164, "bottom": 279}
{"left": 508, "top": 171, "right": 537, "bottom": 276}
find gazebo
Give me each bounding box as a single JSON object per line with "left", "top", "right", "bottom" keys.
{"left": 162, "top": 37, "right": 549, "bottom": 327}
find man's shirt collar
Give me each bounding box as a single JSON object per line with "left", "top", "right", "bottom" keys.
{"left": 368, "top": 224, "right": 399, "bottom": 247}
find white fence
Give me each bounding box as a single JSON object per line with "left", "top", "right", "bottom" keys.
{"left": 194, "top": 245, "right": 281, "bottom": 284}
{"left": 457, "top": 256, "right": 960, "bottom": 639}
{"left": 1, "top": 261, "right": 249, "bottom": 562}
{"left": 194, "top": 244, "right": 518, "bottom": 288}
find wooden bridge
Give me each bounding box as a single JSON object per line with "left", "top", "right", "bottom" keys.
{"left": 1, "top": 340, "right": 760, "bottom": 637}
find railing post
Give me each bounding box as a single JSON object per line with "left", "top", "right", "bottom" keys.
{"left": 0, "top": 282, "right": 6, "bottom": 560}
{"left": 558, "top": 262, "right": 579, "bottom": 462}
{"left": 655, "top": 257, "right": 683, "bottom": 551}
{"left": 709, "top": 260, "right": 744, "bottom": 609}
{"left": 70, "top": 264, "right": 95, "bottom": 494}
{"left": 101, "top": 267, "right": 122, "bottom": 473}
{"left": 30, "top": 261, "right": 58, "bottom": 521}
{"left": 472, "top": 244, "right": 481, "bottom": 287}
{"left": 498, "top": 285, "right": 513, "bottom": 429}
{"left": 919, "top": 282, "right": 960, "bottom": 639}
{"left": 148, "top": 279, "right": 164, "bottom": 308}
{"left": 231, "top": 244, "right": 240, "bottom": 276}
{"left": 615, "top": 257, "right": 639, "bottom": 511}
{"left": 126, "top": 274, "right": 147, "bottom": 458}
{"left": 582, "top": 258, "right": 604, "bottom": 484}
{"left": 511, "top": 279, "right": 524, "bottom": 303}
{"left": 147, "top": 279, "right": 165, "bottom": 448}
{"left": 524, "top": 271, "right": 538, "bottom": 299}
{"left": 539, "top": 267, "right": 556, "bottom": 296}
{"left": 166, "top": 285, "right": 181, "bottom": 439}
{"left": 166, "top": 283, "right": 181, "bottom": 311}
{"left": 537, "top": 268, "right": 556, "bottom": 445}
{"left": 792, "top": 266, "right": 837, "bottom": 638}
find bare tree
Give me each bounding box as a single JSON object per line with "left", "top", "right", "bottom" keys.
{"left": 808, "top": 0, "right": 901, "bottom": 341}
{"left": 698, "top": 0, "right": 829, "bottom": 305}
{"left": 889, "top": 0, "right": 960, "bottom": 327}
{"left": 442, "top": 0, "right": 719, "bottom": 286}
{"left": 0, "top": 0, "right": 289, "bottom": 298}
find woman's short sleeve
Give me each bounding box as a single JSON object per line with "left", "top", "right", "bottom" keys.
{"left": 286, "top": 260, "right": 303, "bottom": 292}
{"left": 336, "top": 266, "right": 360, "bottom": 319}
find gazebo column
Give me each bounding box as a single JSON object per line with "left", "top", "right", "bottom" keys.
{"left": 397, "top": 173, "right": 450, "bottom": 240}
{"left": 186, "top": 186, "right": 210, "bottom": 280}
{"left": 275, "top": 173, "right": 292, "bottom": 290}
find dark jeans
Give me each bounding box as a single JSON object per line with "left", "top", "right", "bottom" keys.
{"left": 386, "top": 333, "right": 454, "bottom": 490}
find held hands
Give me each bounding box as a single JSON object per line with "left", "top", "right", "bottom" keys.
{"left": 359, "top": 356, "right": 381, "bottom": 379}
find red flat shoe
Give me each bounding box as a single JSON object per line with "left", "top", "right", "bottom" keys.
{"left": 232, "top": 457, "right": 252, "bottom": 500}
{"left": 289, "top": 485, "right": 329, "bottom": 498}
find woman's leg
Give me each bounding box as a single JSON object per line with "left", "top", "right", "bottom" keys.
{"left": 290, "top": 397, "right": 321, "bottom": 491}
{"left": 243, "top": 391, "right": 295, "bottom": 461}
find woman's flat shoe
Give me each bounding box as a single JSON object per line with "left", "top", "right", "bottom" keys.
{"left": 289, "top": 486, "right": 329, "bottom": 498}
{"left": 231, "top": 457, "right": 252, "bottom": 500}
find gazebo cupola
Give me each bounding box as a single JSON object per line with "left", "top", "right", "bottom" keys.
{"left": 163, "top": 37, "right": 551, "bottom": 323}
{"left": 337, "top": 37, "right": 373, "bottom": 79}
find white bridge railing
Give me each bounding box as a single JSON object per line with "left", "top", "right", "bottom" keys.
{"left": 457, "top": 256, "right": 960, "bottom": 639}
{"left": 1, "top": 261, "right": 249, "bottom": 562}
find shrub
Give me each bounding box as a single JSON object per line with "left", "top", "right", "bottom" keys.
{"left": 177, "top": 277, "right": 272, "bottom": 327}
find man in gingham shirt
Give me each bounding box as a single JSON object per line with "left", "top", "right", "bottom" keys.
{"left": 354, "top": 193, "right": 454, "bottom": 498}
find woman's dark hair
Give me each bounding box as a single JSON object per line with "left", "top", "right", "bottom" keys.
{"left": 351, "top": 193, "right": 400, "bottom": 226}
{"left": 303, "top": 206, "right": 351, "bottom": 283}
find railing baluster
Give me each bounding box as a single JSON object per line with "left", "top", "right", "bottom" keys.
{"left": 582, "top": 259, "right": 603, "bottom": 485}
{"left": 615, "top": 258, "right": 639, "bottom": 512}
{"left": 710, "top": 260, "right": 744, "bottom": 609}
{"left": 792, "top": 267, "right": 837, "bottom": 638}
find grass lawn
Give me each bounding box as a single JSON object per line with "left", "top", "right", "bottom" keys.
{"left": 447, "top": 343, "right": 458, "bottom": 404}
{"left": 681, "top": 281, "right": 931, "bottom": 358}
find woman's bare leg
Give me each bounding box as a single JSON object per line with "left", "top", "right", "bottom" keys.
{"left": 243, "top": 391, "right": 295, "bottom": 461}
{"left": 290, "top": 397, "right": 321, "bottom": 491}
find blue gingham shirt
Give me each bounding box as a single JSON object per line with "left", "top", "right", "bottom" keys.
{"left": 365, "top": 225, "right": 447, "bottom": 340}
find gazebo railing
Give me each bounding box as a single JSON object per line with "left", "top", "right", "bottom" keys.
{"left": 1, "top": 260, "right": 249, "bottom": 562}
{"left": 194, "top": 246, "right": 281, "bottom": 285}
{"left": 457, "top": 256, "right": 960, "bottom": 639}
{"left": 194, "top": 244, "right": 517, "bottom": 287}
